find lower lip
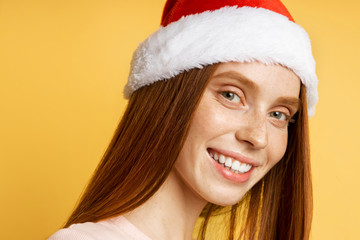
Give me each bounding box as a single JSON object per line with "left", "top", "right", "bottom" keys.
{"left": 208, "top": 152, "right": 254, "bottom": 183}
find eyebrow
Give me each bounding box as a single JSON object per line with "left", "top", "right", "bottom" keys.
{"left": 276, "top": 96, "right": 300, "bottom": 112}
{"left": 212, "top": 71, "right": 259, "bottom": 91}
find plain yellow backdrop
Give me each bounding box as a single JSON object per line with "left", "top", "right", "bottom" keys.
{"left": 1, "top": 0, "right": 359, "bottom": 239}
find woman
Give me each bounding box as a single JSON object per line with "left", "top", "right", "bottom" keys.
{"left": 49, "top": 0, "right": 318, "bottom": 239}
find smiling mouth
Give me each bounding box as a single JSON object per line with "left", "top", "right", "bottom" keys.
{"left": 207, "top": 149, "right": 253, "bottom": 174}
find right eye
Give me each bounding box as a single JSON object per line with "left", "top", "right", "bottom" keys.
{"left": 221, "top": 91, "right": 241, "bottom": 103}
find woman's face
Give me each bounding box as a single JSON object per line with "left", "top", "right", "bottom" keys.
{"left": 173, "top": 61, "right": 300, "bottom": 206}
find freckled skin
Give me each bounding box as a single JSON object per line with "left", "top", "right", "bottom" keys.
{"left": 174, "top": 61, "right": 300, "bottom": 206}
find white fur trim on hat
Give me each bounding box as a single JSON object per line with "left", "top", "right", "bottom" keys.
{"left": 124, "top": 6, "right": 318, "bottom": 116}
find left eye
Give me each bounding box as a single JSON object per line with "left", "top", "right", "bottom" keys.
{"left": 221, "top": 91, "right": 241, "bottom": 103}
{"left": 269, "top": 111, "right": 288, "bottom": 121}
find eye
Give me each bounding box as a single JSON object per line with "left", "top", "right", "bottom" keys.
{"left": 221, "top": 91, "right": 241, "bottom": 103}
{"left": 269, "top": 111, "right": 288, "bottom": 121}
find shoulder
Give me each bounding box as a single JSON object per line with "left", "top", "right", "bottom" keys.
{"left": 48, "top": 216, "right": 152, "bottom": 240}
{"left": 48, "top": 226, "right": 96, "bottom": 240}
{"left": 48, "top": 220, "right": 125, "bottom": 240}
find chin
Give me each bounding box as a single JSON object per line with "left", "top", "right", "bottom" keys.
{"left": 209, "top": 196, "right": 246, "bottom": 207}
{"left": 198, "top": 183, "right": 252, "bottom": 207}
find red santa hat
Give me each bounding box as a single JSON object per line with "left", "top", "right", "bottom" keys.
{"left": 124, "top": 0, "right": 318, "bottom": 116}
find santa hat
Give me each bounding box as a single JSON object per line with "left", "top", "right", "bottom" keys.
{"left": 124, "top": 0, "right": 318, "bottom": 116}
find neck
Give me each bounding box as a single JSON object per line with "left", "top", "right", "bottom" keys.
{"left": 123, "top": 170, "right": 207, "bottom": 240}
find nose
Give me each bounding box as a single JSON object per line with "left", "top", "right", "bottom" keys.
{"left": 234, "top": 112, "right": 268, "bottom": 149}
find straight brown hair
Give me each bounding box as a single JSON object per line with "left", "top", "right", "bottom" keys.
{"left": 65, "top": 64, "right": 312, "bottom": 240}
{"left": 65, "top": 64, "right": 217, "bottom": 226}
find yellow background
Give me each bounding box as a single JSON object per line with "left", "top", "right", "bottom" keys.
{"left": 1, "top": 0, "right": 359, "bottom": 239}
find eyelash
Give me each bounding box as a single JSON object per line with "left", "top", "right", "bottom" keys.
{"left": 220, "top": 91, "right": 241, "bottom": 103}
{"left": 268, "top": 111, "right": 288, "bottom": 121}
{"left": 268, "top": 112, "right": 297, "bottom": 129}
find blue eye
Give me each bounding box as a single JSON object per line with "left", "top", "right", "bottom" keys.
{"left": 269, "top": 111, "right": 287, "bottom": 121}
{"left": 221, "top": 91, "right": 241, "bottom": 103}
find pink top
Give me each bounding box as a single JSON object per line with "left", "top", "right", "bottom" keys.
{"left": 48, "top": 216, "right": 153, "bottom": 240}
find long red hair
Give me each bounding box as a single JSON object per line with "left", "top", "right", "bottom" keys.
{"left": 65, "top": 64, "right": 312, "bottom": 240}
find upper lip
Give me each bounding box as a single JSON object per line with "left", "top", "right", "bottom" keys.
{"left": 207, "top": 147, "right": 260, "bottom": 167}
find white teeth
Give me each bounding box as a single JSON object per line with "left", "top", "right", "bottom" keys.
{"left": 225, "top": 157, "right": 232, "bottom": 167}
{"left": 231, "top": 160, "right": 240, "bottom": 171}
{"left": 208, "top": 150, "right": 253, "bottom": 174}
{"left": 238, "top": 163, "right": 252, "bottom": 173}
{"left": 238, "top": 163, "right": 247, "bottom": 173}
{"left": 244, "top": 164, "right": 252, "bottom": 172}
{"left": 219, "top": 154, "right": 226, "bottom": 164}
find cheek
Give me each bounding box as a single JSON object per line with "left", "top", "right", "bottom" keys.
{"left": 268, "top": 130, "right": 288, "bottom": 166}
{"left": 174, "top": 100, "right": 227, "bottom": 175}
{"left": 191, "top": 99, "right": 231, "bottom": 137}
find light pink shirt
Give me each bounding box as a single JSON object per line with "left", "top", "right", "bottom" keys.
{"left": 48, "top": 216, "right": 153, "bottom": 240}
